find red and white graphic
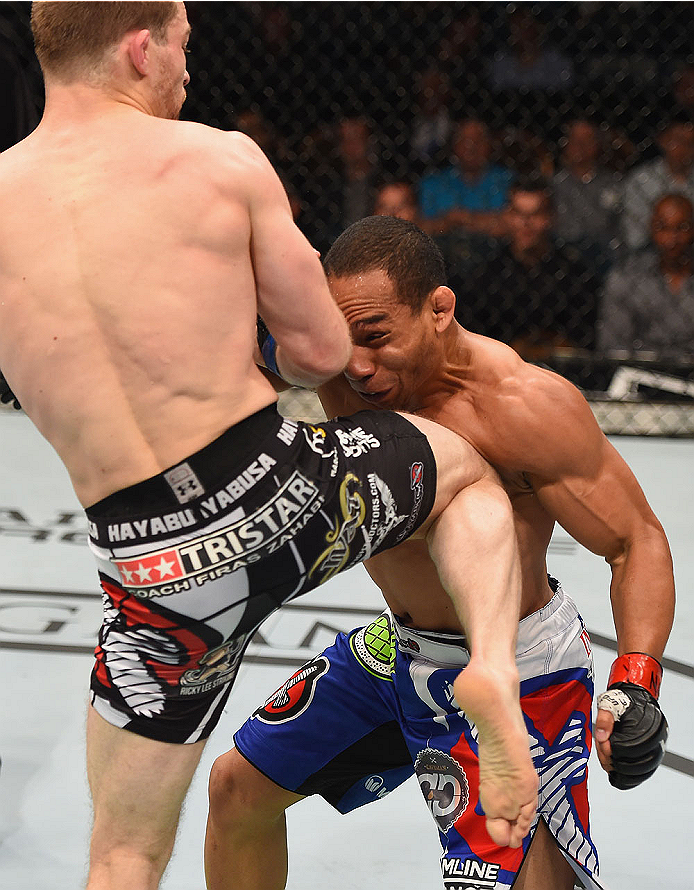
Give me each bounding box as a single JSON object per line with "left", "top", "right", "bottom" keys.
{"left": 253, "top": 656, "right": 330, "bottom": 724}
{"left": 115, "top": 549, "right": 185, "bottom": 588}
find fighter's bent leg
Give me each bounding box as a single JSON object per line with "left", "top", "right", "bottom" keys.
{"left": 515, "top": 819, "right": 577, "bottom": 890}
{"left": 205, "top": 747, "right": 304, "bottom": 890}
{"left": 402, "top": 413, "right": 538, "bottom": 848}
{"left": 86, "top": 707, "right": 206, "bottom": 890}
{"left": 430, "top": 478, "right": 537, "bottom": 848}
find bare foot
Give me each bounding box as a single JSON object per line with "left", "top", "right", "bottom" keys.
{"left": 453, "top": 660, "right": 538, "bottom": 848}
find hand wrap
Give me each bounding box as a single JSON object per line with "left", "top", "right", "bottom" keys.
{"left": 256, "top": 316, "right": 280, "bottom": 377}
{"left": 597, "top": 653, "right": 668, "bottom": 790}
{"left": 0, "top": 369, "right": 21, "bottom": 410}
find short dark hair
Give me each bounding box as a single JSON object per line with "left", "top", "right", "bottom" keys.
{"left": 32, "top": 1, "right": 178, "bottom": 80}
{"left": 508, "top": 175, "right": 554, "bottom": 212}
{"left": 323, "top": 216, "right": 446, "bottom": 313}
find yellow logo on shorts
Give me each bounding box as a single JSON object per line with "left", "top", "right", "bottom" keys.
{"left": 309, "top": 472, "right": 366, "bottom": 583}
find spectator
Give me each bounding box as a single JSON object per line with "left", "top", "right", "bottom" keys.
{"left": 455, "top": 177, "right": 600, "bottom": 357}
{"left": 418, "top": 117, "right": 512, "bottom": 237}
{"left": 434, "top": 8, "right": 489, "bottom": 112}
{"left": 553, "top": 118, "right": 622, "bottom": 260}
{"left": 671, "top": 63, "right": 694, "bottom": 115}
{"left": 299, "top": 115, "right": 379, "bottom": 254}
{"left": 622, "top": 111, "right": 694, "bottom": 251}
{"left": 595, "top": 125, "right": 638, "bottom": 178}
{"left": 278, "top": 175, "right": 302, "bottom": 222}
{"left": 498, "top": 125, "right": 554, "bottom": 180}
{"left": 409, "top": 67, "right": 454, "bottom": 171}
{"left": 599, "top": 193, "right": 694, "bottom": 361}
{"left": 372, "top": 180, "right": 420, "bottom": 223}
{"left": 234, "top": 108, "right": 290, "bottom": 171}
{"left": 335, "top": 114, "right": 379, "bottom": 228}
{"left": 256, "top": 2, "right": 293, "bottom": 58}
{"left": 488, "top": 7, "right": 574, "bottom": 92}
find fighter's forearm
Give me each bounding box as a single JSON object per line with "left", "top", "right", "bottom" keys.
{"left": 607, "top": 527, "right": 675, "bottom": 660}
{"left": 254, "top": 315, "right": 349, "bottom": 389}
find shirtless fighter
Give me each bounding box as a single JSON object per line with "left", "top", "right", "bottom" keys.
{"left": 205, "top": 217, "right": 674, "bottom": 890}
{"left": 0, "top": 5, "right": 536, "bottom": 888}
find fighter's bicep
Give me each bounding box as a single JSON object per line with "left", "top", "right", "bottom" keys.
{"left": 228, "top": 136, "right": 321, "bottom": 323}
{"left": 249, "top": 181, "right": 320, "bottom": 317}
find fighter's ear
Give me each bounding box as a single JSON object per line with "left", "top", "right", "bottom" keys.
{"left": 430, "top": 286, "right": 456, "bottom": 333}
{"left": 126, "top": 29, "right": 151, "bottom": 76}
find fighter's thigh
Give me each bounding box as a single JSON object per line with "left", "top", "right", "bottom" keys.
{"left": 397, "top": 412, "right": 492, "bottom": 529}
{"left": 515, "top": 818, "right": 576, "bottom": 890}
{"left": 90, "top": 573, "right": 247, "bottom": 744}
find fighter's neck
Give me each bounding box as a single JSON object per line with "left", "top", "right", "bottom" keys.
{"left": 411, "top": 325, "right": 477, "bottom": 413}
{"left": 41, "top": 81, "right": 155, "bottom": 126}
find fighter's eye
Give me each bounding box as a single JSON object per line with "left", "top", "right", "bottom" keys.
{"left": 365, "top": 331, "right": 387, "bottom": 343}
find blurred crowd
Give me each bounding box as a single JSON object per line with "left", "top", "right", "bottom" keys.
{"left": 221, "top": 5, "right": 694, "bottom": 365}
{"left": 251, "top": 103, "right": 694, "bottom": 365}
{"left": 3, "top": 1, "right": 694, "bottom": 366}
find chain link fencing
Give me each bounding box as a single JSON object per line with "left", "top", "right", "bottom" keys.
{"left": 2, "top": 1, "right": 694, "bottom": 435}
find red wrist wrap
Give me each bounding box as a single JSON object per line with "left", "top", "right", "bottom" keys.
{"left": 608, "top": 652, "right": 663, "bottom": 699}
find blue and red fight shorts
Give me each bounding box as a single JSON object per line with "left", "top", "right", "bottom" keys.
{"left": 234, "top": 580, "right": 604, "bottom": 889}
{"left": 85, "top": 404, "right": 435, "bottom": 744}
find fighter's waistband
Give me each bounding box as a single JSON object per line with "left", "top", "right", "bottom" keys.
{"left": 392, "top": 578, "right": 574, "bottom": 666}
{"left": 86, "top": 403, "right": 284, "bottom": 531}
{"left": 392, "top": 613, "right": 471, "bottom": 666}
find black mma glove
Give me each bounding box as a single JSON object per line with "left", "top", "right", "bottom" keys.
{"left": 0, "top": 368, "right": 21, "bottom": 410}
{"left": 597, "top": 653, "right": 668, "bottom": 790}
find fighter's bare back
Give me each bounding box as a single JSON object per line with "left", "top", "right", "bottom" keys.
{"left": 0, "top": 108, "right": 333, "bottom": 507}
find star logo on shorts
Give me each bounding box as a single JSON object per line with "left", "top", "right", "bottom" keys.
{"left": 155, "top": 556, "right": 176, "bottom": 578}
{"left": 120, "top": 565, "right": 135, "bottom": 584}
{"left": 115, "top": 549, "right": 185, "bottom": 588}
{"left": 135, "top": 563, "right": 153, "bottom": 583}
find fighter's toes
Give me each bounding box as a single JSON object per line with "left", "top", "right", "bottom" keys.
{"left": 484, "top": 795, "right": 536, "bottom": 849}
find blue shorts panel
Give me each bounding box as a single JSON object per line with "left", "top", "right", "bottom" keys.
{"left": 234, "top": 615, "right": 414, "bottom": 811}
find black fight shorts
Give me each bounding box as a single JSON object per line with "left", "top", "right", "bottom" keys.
{"left": 85, "top": 405, "right": 436, "bottom": 743}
